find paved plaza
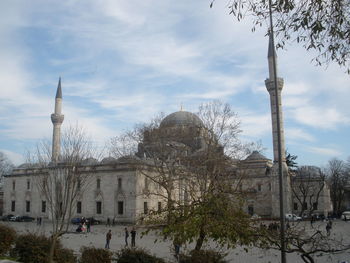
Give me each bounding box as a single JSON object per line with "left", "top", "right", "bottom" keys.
{"left": 2, "top": 220, "right": 350, "bottom": 262}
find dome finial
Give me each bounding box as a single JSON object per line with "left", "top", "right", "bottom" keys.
{"left": 180, "top": 102, "right": 183, "bottom": 111}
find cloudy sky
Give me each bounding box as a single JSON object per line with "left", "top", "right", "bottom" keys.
{"left": 0, "top": 0, "right": 349, "bottom": 166}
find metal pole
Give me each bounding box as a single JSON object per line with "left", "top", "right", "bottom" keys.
{"left": 267, "top": 0, "right": 287, "bottom": 262}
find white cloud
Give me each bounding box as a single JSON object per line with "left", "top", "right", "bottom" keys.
{"left": 306, "top": 146, "right": 342, "bottom": 157}
{"left": 240, "top": 112, "right": 271, "bottom": 138}
{"left": 292, "top": 106, "right": 349, "bottom": 129}
{"left": 285, "top": 128, "right": 315, "bottom": 142}
{"left": 0, "top": 149, "right": 25, "bottom": 166}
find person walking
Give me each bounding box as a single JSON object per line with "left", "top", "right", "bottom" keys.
{"left": 87, "top": 219, "right": 91, "bottom": 233}
{"left": 124, "top": 227, "right": 129, "bottom": 246}
{"left": 105, "top": 230, "right": 112, "bottom": 249}
{"left": 131, "top": 227, "right": 136, "bottom": 247}
{"left": 326, "top": 221, "right": 331, "bottom": 236}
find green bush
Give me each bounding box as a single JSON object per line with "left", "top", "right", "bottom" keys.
{"left": 55, "top": 247, "right": 76, "bottom": 263}
{"left": 11, "top": 233, "right": 76, "bottom": 263}
{"left": 179, "top": 249, "right": 227, "bottom": 263}
{"left": 115, "top": 248, "right": 165, "bottom": 263}
{"left": 0, "top": 224, "right": 16, "bottom": 256}
{"left": 80, "top": 247, "right": 112, "bottom": 263}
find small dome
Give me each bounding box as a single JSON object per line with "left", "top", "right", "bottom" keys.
{"left": 18, "top": 163, "right": 31, "bottom": 168}
{"left": 117, "top": 155, "right": 140, "bottom": 163}
{"left": 245, "top": 151, "right": 268, "bottom": 161}
{"left": 82, "top": 158, "right": 99, "bottom": 165}
{"left": 101, "top": 157, "right": 117, "bottom": 164}
{"left": 160, "top": 111, "right": 203, "bottom": 128}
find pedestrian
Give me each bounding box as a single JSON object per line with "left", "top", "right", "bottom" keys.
{"left": 326, "top": 221, "right": 331, "bottom": 236}
{"left": 131, "top": 227, "right": 136, "bottom": 247}
{"left": 173, "top": 236, "right": 181, "bottom": 260}
{"left": 124, "top": 227, "right": 129, "bottom": 246}
{"left": 106, "top": 217, "right": 110, "bottom": 227}
{"left": 105, "top": 230, "right": 112, "bottom": 249}
{"left": 310, "top": 215, "right": 314, "bottom": 225}
{"left": 87, "top": 219, "right": 91, "bottom": 233}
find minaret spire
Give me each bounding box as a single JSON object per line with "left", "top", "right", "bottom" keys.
{"left": 51, "top": 77, "right": 64, "bottom": 163}
{"left": 268, "top": 33, "right": 278, "bottom": 80}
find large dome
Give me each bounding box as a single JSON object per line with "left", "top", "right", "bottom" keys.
{"left": 160, "top": 111, "right": 204, "bottom": 128}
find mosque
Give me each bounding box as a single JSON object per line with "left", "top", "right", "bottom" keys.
{"left": 2, "top": 36, "right": 332, "bottom": 223}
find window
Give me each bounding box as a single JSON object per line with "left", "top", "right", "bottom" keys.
{"left": 293, "top": 202, "right": 298, "bottom": 210}
{"left": 302, "top": 202, "right": 307, "bottom": 210}
{"left": 118, "top": 201, "right": 124, "bottom": 215}
{"left": 257, "top": 184, "right": 262, "bottom": 191}
{"left": 42, "top": 201, "right": 46, "bottom": 213}
{"left": 96, "top": 201, "right": 102, "bottom": 214}
{"left": 144, "top": 202, "right": 148, "bottom": 214}
{"left": 77, "top": 201, "right": 82, "bottom": 214}
{"left": 97, "top": 178, "right": 101, "bottom": 189}
{"left": 11, "top": 201, "right": 15, "bottom": 212}
{"left": 144, "top": 178, "right": 149, "bottom": 191}
{"left": 27, "top": 180, "right": 30, "bottom": 190}
{"left": 26, "top": 201, "right": 30, "bottom": 213}
{"left": 248, "top": 205, "right": 254, "bottom": 216}
{"left": 118, "top": 178, "right": 122, "bottom": 189}
{"left": 158, "top": 202, "right": 162, "bottom": 212}
{"left": 77, "top": 179, "right": 81, "bottom": 190}
{"left": 12, "top": 180, "right": 15, "bottom": 191}
{"left": 268, "top": 183, "right": 272, "bottom": 191}
{"left": 313, "top": 202, "right": 318, "bottom": 210}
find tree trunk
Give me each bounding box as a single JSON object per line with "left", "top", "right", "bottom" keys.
{"left": 194, "top": 228, "right": 206, "bottom": 251}
{"left": 49, "top": 235, "right": 58, "bottom": 263}
{"left": 301, "top": 254, "right": 314, "bottom": 263}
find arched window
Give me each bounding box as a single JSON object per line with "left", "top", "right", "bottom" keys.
{"left": 96, "top": 178, "right": 101, "bottom": 189}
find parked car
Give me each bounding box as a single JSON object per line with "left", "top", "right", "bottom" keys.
{"left": 251, "top": 214, "right": 261, "bottom": 220}
{"left": 16, "top": 215, "right": 35, "bottom": 222}
{"left": 285, "top": 214, "right": 302, "bottom": 221}
{"left": 341, "top": 211, "right": 350, "bottom": 221}
{"left": 71, "top": 217, "right": 100, "bottom": 225}
{"left": 9, "top": 215, "right": 19, "bottom": 221}
{"left": 1, "top": 214, "right": 14, "bottom": 221}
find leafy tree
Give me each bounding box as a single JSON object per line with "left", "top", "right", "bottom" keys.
{"left": 210, "top": 0, "right": 350, "bottom": 73}
{"left": 285, "top": 150, "right": 298, "bottom": 171}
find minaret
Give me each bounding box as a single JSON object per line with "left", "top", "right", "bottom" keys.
{"left": 265, "top": 34, "right": 291, "bottom": 217}
{"left": 51, "top": 77, "right": 64, "bottom": 163}
{"left": 265, "top": 34, "right": 286, "bottom": 163}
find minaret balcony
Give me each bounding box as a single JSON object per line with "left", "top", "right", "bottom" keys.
{"left": 51, "top": 113, "right": 64, "bottom": 124}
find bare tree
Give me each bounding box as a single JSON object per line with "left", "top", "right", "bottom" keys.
{"left": 109, "top": 101, "right": 256, "bottom": 250}
{"left": 292, "top": 166, "right": 327, "bottom": 217}
{"left": 29, "top": 124, "right": 98, "bottom": 263}
{"left": 256, "top": 223, "right": 350, "bottom": 263}
{"left": 327, "top": 158, "right": 349, "bottom": 216}
{"left": 0, "top": 151, "right": 14, "bottom": 184}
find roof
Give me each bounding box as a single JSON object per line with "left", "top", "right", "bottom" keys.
{"left": 245, "top": 151, "right": 269, "bottom": 161}
{"left": 160, "top": 111, "right": 203, "bottom": 128}
{"left": 56, "top": 77, "right": 62, "bottom": 99}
